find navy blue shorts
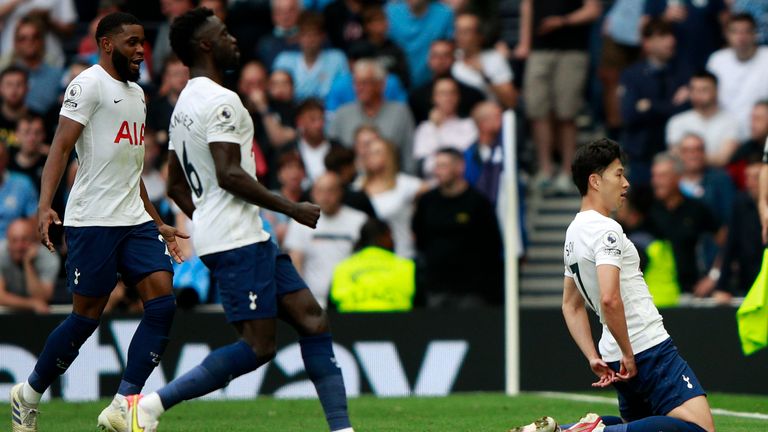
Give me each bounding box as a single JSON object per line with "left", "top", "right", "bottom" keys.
{"left": 200, "top": 241, "right": 307, "bottom": 323}
{"left": 609, "top": 338, "right": 706, "bottom": 421}
{"left": 65, "top": 221, "right": 174, "bottom": 297}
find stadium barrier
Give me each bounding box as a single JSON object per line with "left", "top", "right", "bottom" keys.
{"left": 0, "top": 307, "right": 765, "bottom": 401}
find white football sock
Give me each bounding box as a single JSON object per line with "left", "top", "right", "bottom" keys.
{"left": 22, "top": 382, "right": 42, "bottom": 405}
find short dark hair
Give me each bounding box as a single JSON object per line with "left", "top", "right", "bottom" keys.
{"left": 95, "top": 12, "right": 142, "bottom": 44}
{"left": 324, "top": 147, "right": 356, "bottom": 172}
{"left": 691, "top": 70, "right": 718, "bottom": 86}
{"left": 170, "top": 7, "right": 214, "bottom": 67}
{"left": 277, "top": 150, "right": 305, "bottom": 171}
{"left": 298, "top": 11, "right": 324, "bottom": 33}
{"left": 571, "top": 138, "right": 625, "bottom": 197}
{"left": 435, "top": 147, "right": 464, "bottom": 160}
{"left": 642, "top": 18, "right": 673, "bottom": 39}
{"left": 296, "top": 98, "right": 324, "bottom": 117}
{"left": 0, "top": 65, "right": 27, "bottom": 82}
{"left": 362, "top": 5, "right": 385, "bottom": 24}
{"left": 354, "top": 218, "right": 391, "bottom": 251}
{"left": 754, "top": 99, "right": 768, "bottom": 110}
{"left": 729, "top": 12, "right": 757, "bottom": 29}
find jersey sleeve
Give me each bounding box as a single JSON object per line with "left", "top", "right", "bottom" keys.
{"left": 592, "top": 221, "right": 624, "bottom": 269}
{"left": 59, "top": 73, "right": 100, "bottom": 126}
{"left": 205, "top": 93, "right": 243, "bottom": 144}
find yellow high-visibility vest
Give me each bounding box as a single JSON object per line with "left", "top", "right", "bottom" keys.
{"left": 330, "top": 247, "right": 415, "bottom": 312}
{"left": 644, "top": 239, "right": 680, "bottom": 308}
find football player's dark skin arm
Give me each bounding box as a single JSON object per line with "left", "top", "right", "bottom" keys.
{"left": 38, "top": 116, "right": 81, "bottom": 251}
{"left": 166, "top": 151, "right": 196, "bottom": 219}
{"left": 209, "top": 141, "right": 319, "bottom": 228}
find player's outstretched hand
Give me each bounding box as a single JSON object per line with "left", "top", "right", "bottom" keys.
{"left": 616, "top": 354, "right": 637, "bottom": 381}
{"left": 38, "top": 207, "right": 62, "bottom": 253}
{"left": 291, "top": 202, "right": 321, "bottom": 229}
{"left": 588, "top": 357, "right": 616, "bottom": 388}
{"left": 158, "top": 224, "right": 190, "bottom": 264}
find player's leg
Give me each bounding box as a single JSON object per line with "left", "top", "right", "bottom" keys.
{"left": 12, "top": 225, "right": 120, "bottom": 432}
{"left": 128, "top": 242, "right": 279, "bottom": 430}
{"left": 602, "top": 415, "right": 708, "bottom": 432}
{"left": 276, "top": 252, "right": 352, "bottom": 432}
{"left": 664, "top": 396, "right": 715, "bottom": 432}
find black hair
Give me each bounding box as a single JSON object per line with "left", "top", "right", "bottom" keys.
{"left": 324, "top": 147, "right": 356, "bottom": 172}
{"left": 170, "top": 7, "right": 215, "bottom": 68}
{"left": 296, "top": 98, "right": 325, "bottom": 117}
{"left": 691, "top": 70, "right": 718, "bottom": 86}
{"left": 435, "top": 147, "right": 464, "bottom": 160}
{"left": 642, "top": 18, "right": 673, "bottom": 39}
{"left": 0, "top": 65, "right": 27, "bottom": 82}
{"left": 729, "top": 12, "right": 757, "bottom": 29}
{"left": 354, "top": 218, "right": 391, "bottom": 252}
{"left": 571, "top": 138, "right": 625, "bottom": 197}
{"left": 95, "top": 12, "right": 142, "bottom": 44}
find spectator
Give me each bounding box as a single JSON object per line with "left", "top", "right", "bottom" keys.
{"left": 329, "top": 59, "right": 416, "bottom": 173}
{"left": 644, "top": 0, "right": 727, "bottom": 70}
{"left": 356, "top": 138, "right": 424, "bottom": 258}
{"left": 324, "top": 48, "right": 408, "bottom": 114}
{"left": 412, "top": 148, "right": 502, "bottom": 308}
{"left": 0, "top": 0, "right": 77, "bottom": 68}
{"left": 322, "top": 0, "right": 365, "bottom": 52}
{"left": 677, "top": 134, "right": 735, "bottom": 227}
{"left": 267, "top": 69, "right": 298, "bottom": 129}
{"left": 256, "top": 0, "right": 301, "bottom": 68}
{"left": 648, "top": 152, "right": 723, "bottom": 295}
{"left": 0, "top": 66, "right": 30, "bottom": 148}
{"left": 729, "top": 101, "right": 768, "bottom": 188}
{"left": 409, "top": 39, "right": 485, "bottom": 124}
{"left": 9, "top": 113, "right": 46, "bottom": 190}
{"left": 464, "top": 101, "right": 503, "bottom": 207}
{"left": 385, "top": 0, "right": 454, "bottom": 89}
{"left": 285, "top": 172, "right": 368, "bottom": 307}
{"left": 324, "top": 146, "right": 376, "bottom": 217}
{"left": 599, "top": 0, "right": 646, "bottom": 139}
{"left": 330, "top": 218, "right": 415, "bottom": 312}
{"left": 261, "top": 151, "right": 307, "bottom": 246}
{"left": 348, "top": 5, "right": 410, "bottom": 88}
{"left": 718, "top": 159, "right": 763, "bottom": 299}
{"left": 352, "top": 123, "right": 379, "bottom": 173}
{"left": 707, "top": 13, "right": 768, "bottom": 141}
{"left": 273, "top": 11, "right": 349, "bottom": 101}
{"left": 666, "top": 71, "right": 739, "bottom": 166}
{"left": 0, "top": 219, "right": 58, "bottom": 313}
{"left": 516, "top": 0, "right": 602, "bottom": 192}
{"left": 619, "top": 19, "right": 691, "bottom": 185}
{"left": 452, "top": 12, "right": 516, "bottom": 108}
{"left": 280, "top": 98, "right": 342, "bottom": 183}
{"left": 200, "top": 0, "right": 227, "bottom": 21}
{"left": 147, "top": 56, "right": 189, "bottom": 149}
{"left": 732, "top": 0, "right": 768, "bottom": 44}
{"left": 153, "top": 0, "right": 195, "bottom": 79}
{"left": 413, "top": 77, "right": 477, "bottom": 176}
{"left": 0, "top": 15, "right": 62, "bottom": 115}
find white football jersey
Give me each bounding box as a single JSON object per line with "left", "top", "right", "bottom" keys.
{"left": 168, "top": 77, "right": 269, "bottom": 257}
{"left": 563, "top": 210, "right": 669, "bottom": 362}
{"left": 60, "top": 65, "right": 152, "bottom": 227}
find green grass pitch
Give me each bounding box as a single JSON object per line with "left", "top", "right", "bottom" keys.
{"left": 23, "top": 392, "right": 768, "bottom": 431}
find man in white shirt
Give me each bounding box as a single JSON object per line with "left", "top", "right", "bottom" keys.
{"left": 512, "top": 138, "right": 714, "bottom": 432}
{"left": 666, "top": 71, "right": 739, "bottom": 166}
{"left": 281, "top": 98, "right": 342, "bottom": 185}
{"left": 285, "top": 172, "right": 367, "bottom": 308}
{"left": 128, "top": 8, "right": 354, "bottom": 432}
{"left": 707, "top": 13, "right": 768, "bottom": 141}
{"left": 0, "top": 0, "right": 77, "bottom": 68}
{"left": 10, "top": 12, "right": 186, "bottom": 432}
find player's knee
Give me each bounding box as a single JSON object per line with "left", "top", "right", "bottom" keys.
{"left": 143, "top": 295, "right": 176, "bottom": 325}
{"left": 243, "top": 335, "right": 277, "bottom": 362}
{"left": 297, "top": 307, "right": 329, "bottom": 336}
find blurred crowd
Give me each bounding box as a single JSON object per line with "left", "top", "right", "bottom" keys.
{"left": 0, "top": 0, "right": 765, "bottom": 313}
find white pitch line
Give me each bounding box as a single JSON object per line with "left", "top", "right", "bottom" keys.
{"left": 534, "top": 392, "right": 768, "bottom": 421}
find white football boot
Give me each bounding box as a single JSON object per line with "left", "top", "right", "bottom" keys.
{"left": 97, "top": 395, "right": 129, "bottom": 432}
{"left": 10, "top": 383, "right": 39, "bottom": 432}
{"left": 126, "top": 395, "right": 158, "bottom": 432}
{"left": 508, "top": 416, "right": 559, "bottom": 432}
{"left": 563, "top": 413, "right": 605, "bottom": 432}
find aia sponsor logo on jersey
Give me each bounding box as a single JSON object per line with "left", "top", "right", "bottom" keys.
{"left": 113, "top": 121, "right": 145, "bottom": 145}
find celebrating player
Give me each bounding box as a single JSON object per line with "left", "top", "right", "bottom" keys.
{"left": 124, "top": 8, "right": 354, "bottom": 432}
{"left": 511, "top": 139, "right": 715, "bottom": 432}
{"left": 9, "top": 12, "right": 187, "bottom": 432}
